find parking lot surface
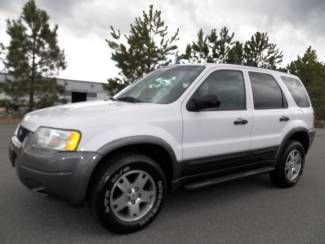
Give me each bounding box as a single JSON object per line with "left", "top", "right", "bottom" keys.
{"left": 1, "top": 124, "right": 325, "bottom": 243}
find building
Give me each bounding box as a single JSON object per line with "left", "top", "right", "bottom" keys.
{"left": 57, "top": 78, "right": 109, "bottom": 103}
{"left": 0, "top": 72, "right": 109, "bottom": 103}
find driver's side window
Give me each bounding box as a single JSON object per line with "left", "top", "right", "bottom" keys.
{"left": 192, "top": 69, "right": 246, "bottom": 111}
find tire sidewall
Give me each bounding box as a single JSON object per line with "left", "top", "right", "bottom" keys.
{"left": 94, "top": 155, "right": 166, "bottom": 232}
{"left": 280, "top": 141, "right": 305, "bottom": 185}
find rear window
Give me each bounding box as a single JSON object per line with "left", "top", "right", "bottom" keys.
{"left": 281, "top": 76, "right": 310, "bottom": 108}
{"left": 249, "top": 72, "right": 287, "bottom": 109}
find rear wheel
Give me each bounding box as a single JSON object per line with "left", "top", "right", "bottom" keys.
{"left": 88, "top": 152, "right": 166, "bottom": 234}
{"left": 270, "top": 140, "right": 305, "bottom": 187}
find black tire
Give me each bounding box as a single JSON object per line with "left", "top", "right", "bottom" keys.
{"left": 270, "top": 140, "right": 305, "bottom": 187}
{"left": 88, "top": 152, "right": 166, "bottom": 234}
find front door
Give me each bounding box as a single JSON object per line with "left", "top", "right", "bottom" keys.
{"left": 182, "top": 68, "right": 252, "bottom": 169}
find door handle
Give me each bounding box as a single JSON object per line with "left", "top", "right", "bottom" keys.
{"left": 234, "top": 118, "right": 248, "bottom": 125}
{"left": 279, "top": 115, "right": 290, "bottom": 122}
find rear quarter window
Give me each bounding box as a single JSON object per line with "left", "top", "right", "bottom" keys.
{"left": 280, "top": 76, "right": 310, "bottom": 108}
{"left": 249, "top": 72, "right": 287, "bottom": 109}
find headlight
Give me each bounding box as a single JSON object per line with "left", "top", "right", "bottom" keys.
{"left": 33, "top": 127, "right": 81, "bottom": 151}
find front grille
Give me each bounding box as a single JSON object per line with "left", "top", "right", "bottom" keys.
{"left": 17, "top": 126, "right": 31, "bottom": 142}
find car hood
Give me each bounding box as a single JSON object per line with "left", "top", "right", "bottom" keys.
{"left": 21, "top": 100, "right": 162, "bottom": 132}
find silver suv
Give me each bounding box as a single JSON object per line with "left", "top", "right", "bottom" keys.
{"left": 9, "top": 64, "right": 316, "bottom": 233}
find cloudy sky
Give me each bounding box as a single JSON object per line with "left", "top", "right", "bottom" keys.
{"left": 0, "top": 0, "right": 324, "bottom": 83}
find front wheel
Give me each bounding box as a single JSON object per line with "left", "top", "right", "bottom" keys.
{"left": 88, "top": 153, "right": 166, "bottom": 234}
{"left": 270, "top": 140, "right": 305, "bottom": 187}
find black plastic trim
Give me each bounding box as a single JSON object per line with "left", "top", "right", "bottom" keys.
{"left": 182, "top": 146, "right": 277, "bottom": 168}
{"left": 184, "top": 166, "right": 275, "bottom": 190}
{"left": 275, "top": 127, "right": 310, "bottom": 158}
{"left": 97, "top": 136, "right": 179, "bottom": 179}
{"left": 309, "top": 129, "right": 316, "bottom": 146}
{"left": 173, "top": 146, "right": 279, "bottom": 190}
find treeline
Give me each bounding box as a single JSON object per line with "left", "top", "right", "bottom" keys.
{"left": 106, "top": 5, "right": 325, "bottom": 122}
{"left": 106, "top": 6, "right": 283, "bottom": 93}
{"left": 0, "top": 2, "right": 324, "bottom": 122}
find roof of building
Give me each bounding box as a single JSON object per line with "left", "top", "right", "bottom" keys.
{"left": 0, "top": 72, "right": 105, "bottom": 85}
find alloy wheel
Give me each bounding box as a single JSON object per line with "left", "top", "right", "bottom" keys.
{"left": 109, "top": 170, "right": 157, "bottom": 222}
{"left": 285, "top": 149, "right": 302, "bottom": 181}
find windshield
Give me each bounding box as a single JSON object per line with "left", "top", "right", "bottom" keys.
{"left": 114, "top": 65, "right": 205, "bottom": 104}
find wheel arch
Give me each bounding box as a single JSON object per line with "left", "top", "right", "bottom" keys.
{"left": 86, "top": 136, "right": 179, "bottom": 200}
{"left": 277, "top": 127, "right": 310, "bottom": 159}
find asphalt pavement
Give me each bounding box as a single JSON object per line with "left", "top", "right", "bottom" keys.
{"left": 1, "top": 124, "right": 325, "bottom": 243}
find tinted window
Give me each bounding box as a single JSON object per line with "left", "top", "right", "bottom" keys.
{"left": 249, "top": 72, "right": 287, "bottom": 109}
{"left": 192, "top": 70, "right": 246, "bottom": 111}
{"left": 281, "top": 76, "right": 310, "bottom": 107}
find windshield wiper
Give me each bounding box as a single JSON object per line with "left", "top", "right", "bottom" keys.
{"left": 111, "top": 96, "right": 142, "bottom": 103}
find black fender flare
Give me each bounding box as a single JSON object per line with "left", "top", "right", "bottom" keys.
{"left": 275, "top": 127, "right": 310, "bottom": 160}
{"left": 96, "top": 135, "right": 179, "bottom": 179}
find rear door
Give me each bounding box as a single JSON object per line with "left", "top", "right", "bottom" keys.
{"left": 248, "top": 71, "right": 290, "bottom": 151}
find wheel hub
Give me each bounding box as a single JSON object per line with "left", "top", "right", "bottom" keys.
{"left": 128, "top": 188, "right": 139, "bottom": 203}
{"left": 109, "top": 169, "right": 157, "bottom": 222}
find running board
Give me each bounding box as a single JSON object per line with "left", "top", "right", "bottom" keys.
{"left": 184, "top": 166, "right": 275, "bottom": 190}
{"left": 31, "top": 187, "right": 48, "bottom": 197}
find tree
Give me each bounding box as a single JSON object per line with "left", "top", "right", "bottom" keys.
{"left": 178, "top": 26, "right": 236, "bottom": 64}
{"left": 209, "top": 27, "right": 234, "bottom": 63}
{"left": 179, "top": 29, "right": 282, "bottom": 69}
{"left": 2, "top": 0, "right": 66, "bottom": 112}
{"left": 243, "top": 32, "right": 283, "bottom": 69}
{"left": 178, "top": 29, "right": 209, "bottom": 63}
{"left": 287, "top": 46, "right": 324, "bottom": 83}
{"left": 0, "top": 41, "right": 6, "bottom": 73}
{"left": 287, "top": 47, "right": 325, "bottom": 121}
{"left": 105, "top": 5, "right": 179, "bottom": 94}
{"left": 226, "top": 41, "right": 244, "bottom": 64}
{"left": 0, "top": 42, "right": 4, "bottom": 63}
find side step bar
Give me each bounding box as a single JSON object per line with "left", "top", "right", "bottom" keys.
{"left": 184, "top": 166, "right": 275, "bottom": 190}
{"left": 31, "top": 187, "right": 48, "bottom": 197}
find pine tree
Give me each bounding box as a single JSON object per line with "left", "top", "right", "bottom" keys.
{"left": 178, "top": 27, "right": 236, "bottom": 64}
{"left": 209, "top": 27, "right": 234, "bottom": 63}
{"left": 0, "top": 42, "right": 4, "bottom": 64}
{"left": 243, "top": 32, "right": 282, "bottom": 69}
{"left": 287, "top": 46, "right": 324, "bottom": 83}
{"left": 3, "top": 0, "right": 66, "bottom": 112}
{"left": 226, "top": 41, "right": 244, "bottom": 64}
{"left": 178, "top": 29, "right": 209, "bottom": 63}
{"left": 105, "top": 5, "right": 179, "bottom": 94}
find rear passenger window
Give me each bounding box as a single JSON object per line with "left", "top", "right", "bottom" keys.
{"left": 249, "top": 72, "right": 287, "bottom": 109}
{"left": 281, "top": 76, "right": 310, "bottom": 107}
{"left": 192, "top": 70, "right": 246, "bottom": 111}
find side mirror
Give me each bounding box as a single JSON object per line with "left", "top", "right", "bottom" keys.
{"left": 187, "top": 95, "right": 220, "bottom": 111}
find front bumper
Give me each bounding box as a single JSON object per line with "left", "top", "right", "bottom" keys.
{"left": 9, "top": 135, "right": 102, "bottom": 205}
